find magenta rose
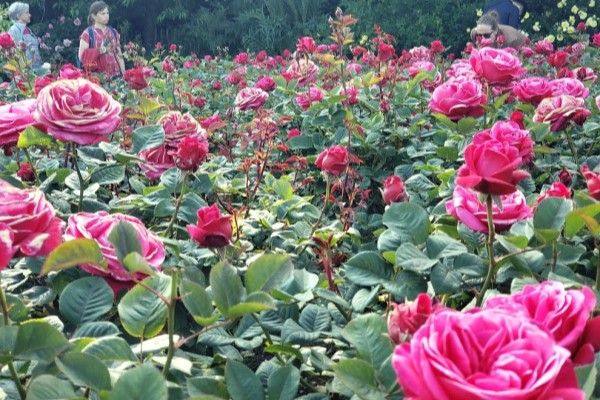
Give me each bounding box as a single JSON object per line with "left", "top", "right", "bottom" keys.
{"left": 0, "top": 223, "right": 15, "bottom": 270}
{"left": 0, "top": 99, "right": 42, "bottom": 148}
{"left": 381, "top": 175, "right": 407, "bottom": 205}
{"left": 512, "top": 77, "right": 553, "bottom": 105}
{"left": 254, "top": 76, "right": 276, "bottom": 92}
{"left": 407, "top": 61, "right": 435, "bottom": 78}
{"left": 186, "top": 204, "right": 232, "bottom": 248}
{"left": 550, "top": 78, "right": 590, "bottom": 98}
{"left": 533, "top": 95, "right": 591, "bottom": 132}
{"left": 445, "top": 59, "right": 477, "bottom": 80}
{"left": 456, "top": 140, "right": 530, "bottom": 195}
{"left": 174, "top": 135, "right": 209, "bottom": 172}
{"left": 469, "top": 47, "right": 525, "bottom": 84}
{"left": 581, "top": 165, "right": 600, "bottom": 201}
{"left": 485, "top": 281, "right": 599, "bottom": 363}
{"left": 429, "top": 78, "right": 487, "bottom": 121}
{"left": 58, "top": 64, "right": 83, "bottom": 79}
{"left": 446, "top": 185, "right": 532, "bottom": 232}
{"left": 472, "top": 120, "right": 534, "bottom": 163}
{"left": 65, "top": 211, "right": 164, "bottom": 284}
{"left": 392, "top": 309, "right": 584, "bottom": 400}
{"left": 158, "top": 111, "right": 205, "bottom": 148}
{"left": 0, "top": 180, "right": 64, "bottom": 257}
{"left": 315, "top": 145, "right": 349, "bottom": 176}
{"left": 35, "top": 78, "right": 122, "bottom": 145}
{"left": 234, "top": 87, "right": 269, "bottom": 111}
{"left": 139, "top": 145, "right": 176, "bottom": 181}
{"left": 536, "top": 181, "right": 572, "bottom": 205}
{"left": 387, "top": 293, "right": 444, "bottom": 344}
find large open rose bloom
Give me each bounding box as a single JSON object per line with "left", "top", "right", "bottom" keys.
{"left": 0, "top": 99, "right": 42, "bottom": 148}
{"left": 0, "top": 180, "right": 64, "bottom": 257}
{"left": 65, "top": 211, "right": 165, "bottom": 284}
{"left": 512, "top": 77, "right": 553, "bottom": 105}
{"left": 34, "top": 78, "right": 122, "bottom": 145}
{"left": 472, "top": 121, "right": 534, "bottom": 163}
{"left": 446, "top": 186, "right": 532, "bottom": 232}
{"left": 285, "top": 59, "right": 320, "bottom": 86}
{"left": 485, "top": 281, "right": 600, "bottom": 365}
{"left": 139, "top": 145, "right": 176, "bottom": 180}
{"left": 429, "top": 78, "right": 487, "bottom": 121}
{"left": 158, "top": 111, "right": 205, "bottom": 147}
{"left": 235, "top": 87, "right": 269, "bottom": 111}
{"left": 392, "top": 309, "right": 584, "bottom": 400}
{"left": 550, "top": 78, "right": 589, "bottom": 99}
{"left": 533, "top": 95, "right": 591, "bottom": 132}
{"left": 470, "top": 47, "right": 525, "bottom": 84}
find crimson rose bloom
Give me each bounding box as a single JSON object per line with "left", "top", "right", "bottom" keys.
{"left": 393, "top": 309, "right": 584, "bottom": 400}
{"left": 387, "top": 293, "right": 444, "bottom": 344}
{"left": 381, "top": 175, "right": 407, "bottom": 205}
{"left": 429, "top": 78, "right": 487, "bottom": 121}
{"left": 124, "top": 66, "right": 155, "bottom": 90}
{"left": 472, "top": 120, "right": 534, "bottom": 163}
{"left": 175, "top": 135, "right": 209, "bottom": 171}
{"left": 512, "top": 77, "right": 553, "bottom": 105}
{"left": 315, "top": 145, "right": 349, "bottom": 175}
{"left": 187, "top": 204, "right": 232, "bottom": 248}
{"left": 0, "top": 99, "right": 42, "bottom": 148}
{"left": 536, "top": 182, "right": 572, "bottom": 205}
{"left": 533, "top": 95, "right": 591, "bottom": 132}
{"left": 548, "top": 50, "right": 569, "bottom": 68}
{"left": 254, "top": 76, "right": 276, "bottom": 92}
{"left": 59, "top": 64, "right": 83, "bottom": 79}
{"left": 581, "top": 165, "right": 600, "bottom": 200}
{"left": 469, "top": 47, "right": 525, "bottom": 84}
{"left": 377, "top": 42, "right": 395, "bottom": 61}
{"left": 35, "top": 78, "right": 122, "bottom": 145}
{"left": 0, "top": 180, "right": 64, "bottom": 257}
{"left": 296, "top": 36, "right": 316, "bottom": 54}
{"left": 34, "top": 75, "right": 55, "bottom": 96}
{"left": 456, "top": 140, "right": 529, "bottom": 195}
{"left": 17, "top": 162, "right": 35, "bottom": 182}
{"left": 0, "top": 32, "right": 15, "bottom": 50}
{"left": 234, "top": 87, "right": 269, "bottom": 111}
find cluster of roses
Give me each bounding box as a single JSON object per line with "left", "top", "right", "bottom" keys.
{"left": 388, "top": 281, "right": 599, "bottom": 399}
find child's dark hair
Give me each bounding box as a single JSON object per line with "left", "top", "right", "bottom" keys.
{"left": 88, "top": 1, "right": 109, "bottom": 25}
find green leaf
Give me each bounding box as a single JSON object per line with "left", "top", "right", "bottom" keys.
{"left": 180, "top": 279, "right": 215, "bottom": 325}
{"left": 17, "top": 126, "right": 56, "bottom": 149}
{"left": 25, "top": 375, "right": 79, "bottom": 400}
{"left": 226, "top": 292, "right": 275, "bottom": 319}
{"left": 267, "top": 364, "right": 300, "bottom": 400}
{"left": 59, "top": 277, "right": 113, "bottom": 325}
{"left": 395, "top": 243, "right": 438, "bottom": 272}
{"left": 131, "top": 125, "right": 165, "bottom": 154}
{"left": 298, "top": 304, "right": 330, "bottom": 332}
{"left": 533, "top": 198, "right": 573, "bottom": 242}
{"left": 82, "top": 337, "right": 136, "bottom": 361}
{"left": 575, "top": 361, "right": 597, "bottom": 398}
{"left": 382, "top": 203, "right": 430, "bottom": 245}
{"left": 187, "top": 377, "right": 228, "bottom": 398}
{"left": 332, "top": 359, "right": 385, "bottom": 400}
{"left": 41, "top": 239, "right": 107, "bottom": 275}
{"left": 117, "top": 274, "right": 170, "bottom": 338}
{"left": 245, "top": 253, "right": 293, "bottom": 293}
{"left": 73, "top": 322, "right": 120, "bottom": 338}
{"left": 14, "top": 320, "right": 69, "bottom": 362}
{"left": 264, "top": 344, "right": 303, "bottom": 361}
{"left": 382, "top": 270, "right": 427, "bottom": 301}
{"left": 122, "top": 252, "right": 157, "bottom": 276}
{"left": 90, "top": 165, "right": 125, "bottom": 185}
{"left": 426, "top": 234, "right": 467, "bottom": 259}
{"left": 108, "top": 221, "right": 143, "bottom": 263}
{"left": 225, "top": 360, "right": 265, "bottom": 400}
{"left": 56, "top": 351, "right": 112, "bottom": 391}
{"left": 110, "top": 364, "right": 168, "bottom": 400}
{"left": 343, "top": 251, "right": 392, "bottom": 286}
{"left": 565, "top": 203, "right": 600, "bottom": 237}
{"left": 209, "top": 262, "right": 245, "bottom": 315}
{"left": 342, "top": 314, "right": 393, "bottom": 371}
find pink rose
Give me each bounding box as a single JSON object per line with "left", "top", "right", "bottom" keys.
{"left": 254, "top": 76, "right": 276, "bottom": 92}
{"left": 315, "top": 145, "right": 349, "bottom": 176}
{"left": 429, "top": 78, "right": 488, "bottom": 121}
{"left": 234, "top": 87, "right": 268, "bottom": 111}
{"left": 550, "top": 78, "right": 590, "bottom": 98}
{"left": 512, "top": 77, "right": 553, "bottom": 105}
{"left": 161, "top": 57, "right": 175, "bottom": 73}
{"left": 296, "top": 36, "right": 316, "bottom": 54}
{"left": 341, "top": 86, "right": 359, "bottom": 106}
{"left": 393, "top": 309, "right": 584, "bottom": 400}
{"left": 35, "top": 79, "right": 122, "bottom": 145}
{"left": 0, "top": 180, "right": 64, "bottom": 257}
{"left": 58, "top": 64, "right": 83, "bottom": 79}
{"left": 346, "top": 62, "right": 362, "bottom": 74}
{"left": 533, "top": 95, "right": 591, "bottom": 132}
{"left": 535, "top": 39, "right": 554, "bottom": 54}
{"left": 445, "top": 59, "right": 477, "bottom": 80}
{"left": 470, "top": 47, "right": 525, "bottom": 84}
{"left": 456, "top": 140, "right": 529, "bottom": 195}
{"left": 0, "top": 99, "right": 42, "bottom": 148}
{"left": 485, "top": 281, "right": 597, "bottom": 357}
{"left": 0, "top": 223, "right": 14, "bottom": 270}
{"left": 139, "top": 145, "right": 175, "bottom": 181}
{"left": 574, "top": 67, "right": 597, "bottom": 83}
{"left": 387, "top": 293, "right": 444, "bottom": 344}
{"left": 187, "top": 204, "right": 232, "bottom": 248}
{"left": 34, "top": 75, "right": 55, "bottom": 96}
{"left": 0, "top": 32, "right": 15, "bottom": 50}
{"left": 536, "top": 182, "right": 572, "bottom": 205}
{"left": 408, "top": 45, "right": 432, "bottom": 62}
{"left": 581, "top": 165, "right": 600, "bottom": 200}
{"left": 592, "top": 33, "right": 600, "bottom": 48}
{"left": 287, "top": 128, "right": 301, "bottom": 140}
{"left": 446, "top": 185, "right": 532, "bottom": 232}
{"left": 65, "top": 211, "right": 164, "bottom": 284}
{"left": 158, "top": 111, "right": 205, "bottom": 147}
{"left": 285, "top": 59, "right": 319, "bottom": 86}
{"left": 200, "top": 114, "right": 225, "bottom": 132}
{"left": 472, "top": 120, "right": 534, "bottom": 162}
{"left": 408, "top": 61, "right": 435, "bottom": 78}
{"left": 381, "top": 175, "right": 407, "bottom": 205}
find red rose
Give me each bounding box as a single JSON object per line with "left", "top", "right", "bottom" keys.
{"left": 559, "top": 168, "right": 573, "bottom": 187}
{"left": 200, "top": 114, "right": 225, "bottom": 131}
{"left": 296, "top": 36, "right": 316, "bottom": 54}
{"left": 536, "top": 182, "right": 572, "bottom": 205}
{"left": 0, "top": 32, "right": 15, "bottom": 50}
{"left": 187, "top": 204, "right": 232, "bottom": 248}
{"left": 534, "top": 39, "right": 554, "bottom": 54}
{"left": 456, "top": 140, "right": 529, "bottom": 195}
{"left": 512, "top": 77, "right": 553, "bottom": 105}
{"left": 254, "top": 76, "right": 276, "bottom": 92}
{"left": 533, "top": 95, "right": 591, "bottom": 132}
{"left": 233, "top": 52, "right": 249, "bottom": 64}
{"left": 592, "top": 33, "right": 600, "bottom": 48}
{"left": 387, "top": 293, "right": 444, "bottom": 344}
{"left": 123, "top": 66, "right": 154, "bottom": 90}
{"left": 429, "top": 40, "right": 445, "bottom": 54}
{"left": 510, "top": 110, "right": 525, "bottom": 129}
{"left": 287, "top": 128, "right": 301, "bottom": 140}
{"left": 382, "top": 175, "right": 406, "bottom": 205}
{"left": 469, "top": 47, "right": 525, "bottom": 84}
{"left": 192, "top": 96, "right": 206, "bottom": 109}
{"left": 549, "top": 51, "right": 569, "bottom": 68}
{"left": 581, "top": 165, "right": 600, "bottom": 200}
{"left": 576, "top": 22, "right": 587, "bottom": 31}
{"left": 59, "top": 64, "right": 83, "bottom": 79}
{"left": 16, "top": 162, "right": 35, "bottom": 182}
{"left": 175, "top": 135, "right": 209, "bottom": 172}
{"left": 574, "top": 67, "right": 597, "bottom": 83}
{"left": 162, "top": 57, "right": 175, "bottom": 73}
{"left": 34, "top": 74, "right": 55, "bottom": 96}
{"left": 315, "top": 145, "right": 349, "bottom": 176}
{"left": 377, "top": 43, "right": 395, "bottom": 61}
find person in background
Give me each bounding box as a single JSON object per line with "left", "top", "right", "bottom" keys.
{"left": 7, "top": 2, "right": 49, "bottom": 74}
{"left": 78, "top": 1, "right": 125, "bottom": 77}
{"left": 483, "top": 0, "right": 523, "bottom": 29}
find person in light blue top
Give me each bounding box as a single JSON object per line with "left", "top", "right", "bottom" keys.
{"left": 7, "top": 2, "right": 48, "bottom": 74}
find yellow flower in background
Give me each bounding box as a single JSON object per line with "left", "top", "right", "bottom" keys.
{"left": 571, "top": 5, "right": 579, "bottom": 13}
{"left": 533, "top": 21, "right": 541, "bottom": 31}
{"left": 546, "top": 34, "right": 556, "bottom": 42}
{"left": 579, "top": 11, "right": 588, "bottom": 19}
{"left": 476, "top": 9, "right": 483, "bottom": 17}
{"left": 590, "top": 0, "right": 596, "bottom": 7}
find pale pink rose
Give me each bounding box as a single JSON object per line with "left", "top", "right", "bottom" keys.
{"left": 445, "top": 59, "right": 477, "bottom": 80}
{"left": 0, "top": 99, "right": 41, "bottom": 147}
{"left": 472, "top": 120, "right": 534, "bottom": 162}
{"left": 470, "top": 47, "right": 525, "bottom": 84}
{"left": 573, "top": 67, "right": 597, "bottom": 83}
{"left": 533, "top": 95, "right": 591, "bottom": 132}
{"left": 429, "top": 78, "right": 487, "bottom": 121}
{"left": 65, "top": 211, "right": 164, "bottom": 284}
{"left": 512, "top": 77, "right": 554, "bottom": 105}
{"left": 234, "top": 87, "right": 268, "bottom": 111}
{"left": 550, "top": 78, "right": 590, "bottom": 98}
{"left": 393, "top": 309, "right": 584, "bottom": 400}
{"left": 446, "top": 185, "right": 532, "bottom": 232}
{"left": 35, "top": 78, "right": 122, "bottom": 145}
{"left": 0, "top": 223, "right": 15, "bottom": 270}
{"left": 407, "top": 61, "right": 435, "bottom": 78}
{"left": 158, "top": 111, "right": 205, "bottom": 147}
{"left": 285, "top": 59, "right": 320, "bottom": 86}
{"left": 408, "top": 45, "right": 432, "bottom": 62}
{"left": 0, "top": 180, "right": 64, "bottom": 257}
{"left": 139, "top": 145, "right": 175, "bottom": 181}
{"left": 346, "top": 62, "right": 362, "bottom": 74}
